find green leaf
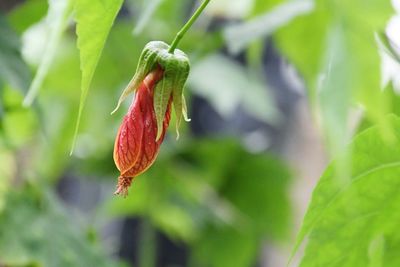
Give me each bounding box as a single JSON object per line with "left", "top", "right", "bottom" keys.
{"left": 133, "top": 0, "right": 165, "bottom": 35}
{"left": 275, "top": 0, "right": 393, "bottom": 154}
{"left": 190, "top": 143, "right": 292, "bottom": 267}
{"left": 0, "top": 185, "right": 119, "bottom": 267}
{"left": 223, "top": 0, "right": 314, "bottom": 54}
{"left": 188, "top": 54, "right": 280, "bottom": 124}
{"left": 250, "top": 0, "right": 281, "bottom": 17}
{"left": 0, "top": 15, "right": 31, "bottom": 93}
{"left": 71, "top": 0, "right": 124, "bottom": 154}
{"left": 23, "top": 0, "right": 72, "bottom": 106}
{"left": 294, "top": 115, "right": 400, "bottom": 267}
{"left": 0, "top": 147, "right": 15, "bottom": 213}
{"left": 191, "top": 226, "right": 258, "bottom": 267}
{"left": 7, "top": 0, "right": 48, "bottom": 34}
{"left": 106, "top": 138, "right": 292, "bottom": 248}
{"left": 376, "top": 32, "right": 400, "bottom": 65}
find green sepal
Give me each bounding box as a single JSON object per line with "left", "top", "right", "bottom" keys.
{"left": 112, "top": 40, "right": 191, "bottom": 140}
{"left": 181, "top": 94, "right": 191, "bottom": 122}
{"left": 172, "top": 68, "right": 190, "bottom": 139}
{"left": 154, "top": 72, "right": 173, "bottom": 141}
{"left": 151, "top": 42, "right": 190, "bottom": 140}
{"left": 111, "top": 41, "right": 167, "bottom": 114}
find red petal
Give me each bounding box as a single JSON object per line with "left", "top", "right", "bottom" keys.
{"left": 113, "top": 67, "right": 171, "bottom": 196}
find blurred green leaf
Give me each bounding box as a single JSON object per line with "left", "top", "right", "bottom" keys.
{"left": 188, "top": 54, "right": 280, "bottom": 124}
{"left": 376, "top": 32, "right": 400, "bottom": 65}
{"left": 318, "top": 24, "right": 352, "bottom": 153}
{"left": 275, "top": 0, "right": 393, "bottom": 153}
{"left": 0, "top": 15, "right": 31, "bottom": 93}
{"left": 191, "top": 226, "right": 258, "bottom": 267}
{"left": 7, "top": 0, "right": 48, "bottom": 34}
{"left": 2, "top": 86, "right": 38, "bottom": 147}
{"left": 224, "top": 0, "right": 314, "bottom": 54}
{"left": 0, "top": 185, "right": 120, "bottom": 267}
{"left": 71, "top": 0, "right": 123, "bottom": 153}
{"left": 106, "top": 138, "right": 291, "bottom": 266}
{"left": 0, "top": 147, "right": 15, "bottom": 213}
{"left": 293, "top": 115, "right": 400, "bottom": 267}
{"left": 23, "top": 0, "right": 72, "bottom": 106}
{"left": 133, "top": 0, "right": 165, "bottom": 35}
{"left": 190, "top": 142, "right": 291, "bottom": 267}
{"left": 206, "top": 0, "right": 254, "bottom": 19}
{"left": 250, "top": 0, "right": 282, "bottom": 17}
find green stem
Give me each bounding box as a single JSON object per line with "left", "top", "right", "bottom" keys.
{"left": 138, "top": 219, "right": 157, "bottom": 267}
{"left": 168, "top": 0, "right": 210, "bottom": 53}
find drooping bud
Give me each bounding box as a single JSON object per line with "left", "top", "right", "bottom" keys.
{"left": 113, "top": 41, "right": 190, "bottom": 196}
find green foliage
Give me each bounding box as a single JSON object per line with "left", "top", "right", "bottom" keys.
{"left": 275, "top": 0, "right": 393, "bottom": 152}
{"left": 0, "top": 185, "right": 119, "bottom": 267}
{"left": 224, "top": 0, "right": 313, "bottom": 54}
{"left": 7, "top": 0, "right": 48, "bottom": 34}
{"left": 294, "top": 115, "right": 400, "bottom": 267}
{"left": 1, "top": 0, "right": 399, "bottom": 266}
{"left": 23, "top": 0, "right": 72, "bottom": 106}
{"left": 106, "top": 139, "right": 292, "bottom": 266}
{"left": 0, "top": 15, "right": 31, "bottom": 93}
{"left": 72, "top": 0, "right": 124, "bottom": 153}
{"left": 188, "top": 54, "right": 279, "bottom": 123}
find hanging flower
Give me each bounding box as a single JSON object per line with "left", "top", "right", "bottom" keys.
{"left": 112, "top": 41, "right": 190, "bottom": 196}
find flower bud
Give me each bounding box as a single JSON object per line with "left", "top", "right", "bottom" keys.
{"left": 113, "top": 41, "right": 191, "bottom": 196}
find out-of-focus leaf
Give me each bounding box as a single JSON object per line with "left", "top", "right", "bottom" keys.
{"left": 106, "top": 138, "right": 291, "bottom": 267}
{"left": 224, "top": 0, "right": 314, "bottom": 54}
{"left": 192, "top": 226, "right": 258, "bottom": 267}
{"left": 71, "top": 0, "right": 123, "bottom": 153}
{"left": 23, "top": 0, "right": 72, "bottom": 106}
{"left": 223, "top": 152, "right": 292, "bottom": 239}
{"left": 376, "top": 32, "right": 400, "bottom": 65}
{"left": 133, "top": 0, "right": 165, "bottom": 35}
{"left": 190, "top": 142, "right": 292, "bottom": 267}
{"left": 0, "top": 147, "right": 15, "bottom": 213}
{"left": 207, "top": 0, "right": 254, "bottom": 18}
{"left": 0, "top": 185, "right": 120, "bottom": 267}
{"left": 318, "top": 24, "right": 352, "bottom": 154}
{"left": 0, "top": 15, "right": 31, "bottom": 93}
{"left": 380, "top": 16, "right": 400, "bottom": 92}
{"left": 250, "top": 0, "right": 282, "bottom": 17}
{"left": 293, "top": 115, "right": 400, "bottom": 267}
{"left": 275, "top": 0, "right": 393, "bottom": 154}
{"left": 7, "top": 0, "right": 48, "bottom": 33}
{"left": 2, "top": 86, "right": 38, "bottom": 147}
{"left": 106, "top": 151, "right": 232, "bottom": 242}
{"left": 188, "top": 54, "right": 280, "bottom": 124}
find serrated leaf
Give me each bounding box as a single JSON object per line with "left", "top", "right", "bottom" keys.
{"left": 71, "top": 0, "right": 123, "bottom": 154}
{"left": 293, "top": 115, "right": 400, "bottom": 267}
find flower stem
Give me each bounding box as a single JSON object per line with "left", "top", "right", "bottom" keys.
{"left": 138, "top": 219, "right": 157, "bottom": 267}
{"left": 168, "top": 0, "right": 210, "bottom": 53}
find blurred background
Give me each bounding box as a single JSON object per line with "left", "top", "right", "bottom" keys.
{"left": 0, "top": 0, "right": 399, "bottom": 266}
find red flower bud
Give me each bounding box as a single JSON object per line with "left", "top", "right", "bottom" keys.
{"left": 113, "top": 67, "right": 172, "bottom": 196}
